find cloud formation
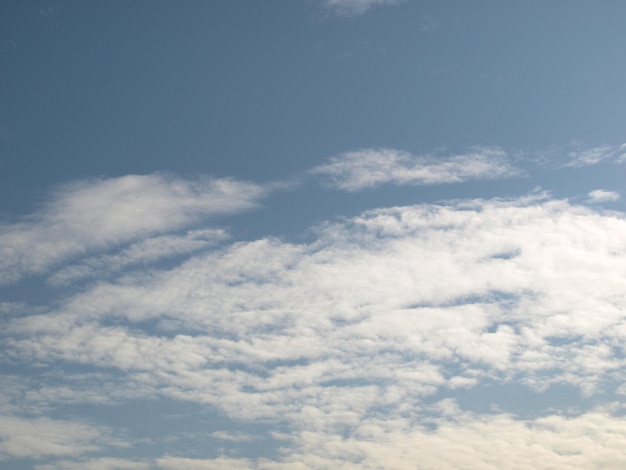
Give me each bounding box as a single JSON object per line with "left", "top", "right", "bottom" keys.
{"left": 0, "top": 415, "right": 121, "bottom": 461}
{"left": 565, "top": 143, "right": 626, "bottom": 168}
{"left": 0, "top": 174, "right": 265, "bottom": 284}
{"left": 311, "top": 147, "right": 520, "bottom": 191}
{"left": 588, "top": 189, "right": 620, "bottom": 203}
{"left": 4, "top": 192, "right": 626, "bottom": 467}
{"left": 47, "top": 228, "right": 229, "bottom": 286}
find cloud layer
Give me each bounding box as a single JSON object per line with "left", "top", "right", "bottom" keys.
{"left": 4, "top": 190, "right": 626, "bottom": 467}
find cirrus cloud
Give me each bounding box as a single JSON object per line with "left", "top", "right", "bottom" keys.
{"left": 0, "top": 174, "right": 267, "bottom": 285}
{"left": 310, "top": 147, "right": 521, "bottom": 191}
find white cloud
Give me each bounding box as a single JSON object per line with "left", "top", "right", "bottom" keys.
{"left": 275, "top": 408, "right": 626, "bottom": 469}
{"left": 311, "top": 147, "right": 520, "bottom": 191}
{"left": 47, "top": 228, "right": 229, "bottom": 286}
{"left": 0, "top": 174, "right": 266, "bottom": 284}
{"left": 588, "top": 189, "right": 620, "bottom": 203}
{"left": 5, "top": 194, "right": 626, "bottom": 467}
{"left": 156, "top": 456, "right": 253, "bottom": 470}
{"left": 210, "top": 431, "right": 258, "bottom": 442}
{"left": 0, "top": 415, "right": 121, "bottom": 460}
{"left": 8, "top": 197, "right": 626, "bottom": 397}
{"left": 321, "top": 0, "right": 403, "bottom": 17}
{"left": 565, "top": 143, "right": 626, "bottom": 167}
{"left": 38, "top": 409, "right": 626, "bottom": 469}
{"left": 35, "top": 458, "right": 150, "bottom": 470}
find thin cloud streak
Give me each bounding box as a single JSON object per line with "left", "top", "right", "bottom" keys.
{"left": 0, "top": 174, "right": 266, "bottom": 285}
{"left": 565, "top": 143, "right": 626, "bottom": 168}
{"left": 311, "top": 147, "right": 521, "bottom": 191}
{"left": 47, "top": 228, "right": 229, "bottom": 287}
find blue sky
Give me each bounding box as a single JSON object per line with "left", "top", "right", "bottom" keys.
{"left": 2, "top": 1, "right": 626, "bottom": 468}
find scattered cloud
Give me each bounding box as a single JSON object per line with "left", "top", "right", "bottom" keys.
{"left": 310, "top": 147, "right": 521, "bottom": 191}
{"left": 588, "top": 189, "right": 620, "bottom": 204}
{"left": 565, "top": 142, "right": 626, "bottom": 168}
{"left": 156, "top": 456, "right": 254, "bottom": 470}
{"left": 210, "top": 431, "right": 258, "bottom": 442}
{"left": 0, "top": 174, "right": 266, "bottom": 285}
{"left": 5, "top": 194, "right": 626, "bottom": 467}
{"left": 276, "top": 408, "right": 626, "bottom": 469}
{"left": 0, "top": 415, "right": 122, "bottom": 461}
{"left": 27, "top": 409, "right": 626, "bottom": 468}
{"left": 35, "top": 458, "right": 150, "bottom": 470}
{"left": 4, "top": 142, "right": 626, "bottom": 467}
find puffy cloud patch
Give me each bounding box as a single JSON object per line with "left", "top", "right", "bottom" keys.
{"left": 588, "top": 189, "right": 620, "bottom": 204}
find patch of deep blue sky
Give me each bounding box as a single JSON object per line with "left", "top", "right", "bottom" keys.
{"left": 2, "top": 0, "right": 626, "bottom": 221}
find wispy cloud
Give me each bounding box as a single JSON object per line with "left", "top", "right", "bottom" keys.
{"left": 0, "top": 174, "right": 266, "bottom": 284}
{"left": 321, "top": 0, "right": 403, "bottom": 17}
{"left": 565, "top": 142, "right": 626, "bottom": 168}
{"left": 588, "top": 189, "right": 620, "bottom": 203}
{"left": 0, "top": 415, "right": 123, "bottom": 461}
{"left": 47, "top": 228, "right": 229, "bottom": 287}
{"left": 35, "top": 457, "right": 150, "bottom": 470}
{"left": 311, "top": 147, "right": 521, "bottom": 191}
